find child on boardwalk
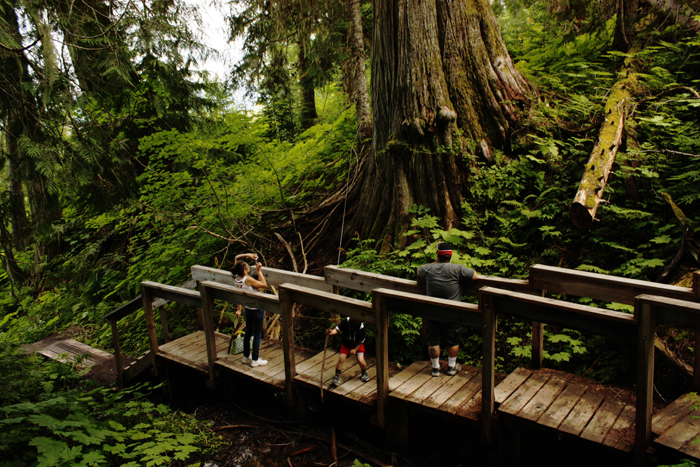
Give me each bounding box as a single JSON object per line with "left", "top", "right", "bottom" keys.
{"left": 326, "top": 317, "right": 369, "bottom": 386}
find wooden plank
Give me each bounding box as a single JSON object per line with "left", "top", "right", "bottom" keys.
{"left": 480, "top": 286, "right": 637, "bottom": 341}
{"left": 638, "top": 294, "right": 700, "bottom": 333}
{"left": 324, "top": 265, "right": 530, "bottom": 298}
{"left": 529, "top": 264, "right": 696, "bottom": 305}
{"left": 456, "top": 389, "right": 483, "bottom": 420}
{"left": 296, "top": 350, "right": 339, "bottom": 374}
{"left": 678, "top": 426, "right": 700, "bottom": 459}
{"left": 334, "top": 365, "right": 377, "bottom": 398}
{"left": 390, "top": 368, "right": 433, "bottom": 400}
{"left": 280, "top": 283, "right": 376, "bottom": 324}
{"left": 192, "top": 264, "right": 334, "bottom": 293}
{"left": 201, "top": 281, "right": 282, "bottom": 315}
{"left": 423, "top": 369, "right": 478, "bottom": 410}
{"left": 344, "top": 368, "right": 380, "bottom": 403}
{"left": 103, "top": 295, "right": 143, "bottom": 323}
{"left": 142, "top": 281, "right": 202, "bottom": 308}
{"left": 558, "top": 389, "right": 605, "bottom": 436}
{"left": 652, "top": 393, "right": 698, "bottom": 435}
{"left": 325, "top": 265, "right": 420, "bottom": 294}
{"left": 389, "top": 361, "right": 430, "bottom": 391}
{"left": 604, "top": 404, "right": 636, "bottom": 451}
{"left": 375, "top": 288, "right": 481, "bottom": 328}
{"left": 495, "top": 367, "right": 533, "bottom": 404}
{"left": 404, "top": 372, "right": 451, "bottom": 405}
{"left": 580, "top": 397, "right": 625, "bottom": 443}
{"left": 157, "top": 350, "right": 208, "bottom": 372}
{"left": 440, "top": 373, "right": 483, "bottom": 415}
{"left": 655, "top": 412, "right": 700, "bottom": 451}
{"left": 499, "top": 372, "right": 550, "bottom": 416}
{"left": 518, "top": 377, "right": 568, "bottom": 422}
{"left": 538, "top": 383, "right": 587, "bottom": 429}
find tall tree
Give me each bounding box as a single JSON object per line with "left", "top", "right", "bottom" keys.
{"left": 351, "top": 0, "right": 532, "bottom": 247}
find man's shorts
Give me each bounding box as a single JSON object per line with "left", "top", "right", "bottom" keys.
{"left": 426, "top": 319, "right": 463, "bottom": 348}
{"left": 339, "top": 343, "right": 365, "bottom": 355}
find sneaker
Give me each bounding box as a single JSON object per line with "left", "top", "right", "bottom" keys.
{"left": 431, "top": 367, "right": 441, "bottom": 377}
{"left": 331, "top": 375, "right": 340, "bottom": 386}
{"left": 250, "top": 358, "right": 268, "bottom": 367}
{"left": 446, "top": 363, "right": 461, "bottom": 376}
{"left": 241, "top": 356, "right": 250, "bottom": 364}
{"left": 361, "top": 372, "right": 369, "bottom": 383}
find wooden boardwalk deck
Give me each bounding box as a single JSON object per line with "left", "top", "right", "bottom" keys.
{"left": 155, "top": 332, "right": 700, "bottom": 459}
{"left": 495, "top": 368, "right": 636, "bottom": 452}
{"left": 37, "top": 338, "right": 113, "bottom": 368}
{"left": 653, "top": 393, "right": 700, "bottom": 459}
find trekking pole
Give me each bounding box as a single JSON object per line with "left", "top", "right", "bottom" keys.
{"left": 320, "top": 330, "right": 329, "bottom": 402}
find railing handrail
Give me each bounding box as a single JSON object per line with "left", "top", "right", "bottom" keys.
{"left": 529, "top": 264, "right": 698, "bottom": 305}
{"left": 278, "top": 282, "right": 375, "bottom": 324}
{"left": 192, "top": 264, "right": 334, "bottom": 293}
{"left": 372, "top": 287, "right": 481, "bottom": 328}
{"left": 199, "top": 280, "right": 282, "bottom": 315}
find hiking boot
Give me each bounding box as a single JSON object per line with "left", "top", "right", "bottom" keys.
{"left": 431, "top": 367, "right": 441, "bottom": 377}
{"left": 446, "top": 363, "right": 461, "bottom": 376}
{"left": 250, "top": 358, "right": 267, "bottom": 367}
{"left": 241, "top": 356, "right": 250, "bottom": 364}
{"left": 331, "top": 375, "right": 340, "bottom": 386}
{"left": 361, "top": 372, "right": 369, "bottom": 383}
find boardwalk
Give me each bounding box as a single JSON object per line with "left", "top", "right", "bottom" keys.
{"left": 158, "top": 332, "right": 643, "bottom": 454}
{"left": 102, "top": 263, "right": 700, "bottom": 465}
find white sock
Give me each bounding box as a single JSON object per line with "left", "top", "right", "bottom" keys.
{"left": 431, "top": 357, "right": 440, "bottom": 369}
{"left": 448, "top": 357, "right": 457, "bottom": 368}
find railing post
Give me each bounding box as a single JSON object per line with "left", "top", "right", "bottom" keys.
{"left": 635, "top": 297, "right": 655, "bottom": 466}
{"left": 142, "top": 285, "right": 159, "bottom": 376}
{"left": 279, "top": 287, "right": 297, "bottom": 411}
{"left": 531, "top": 321, "right": 544, "bottom": 370}
{"left": 159, "top": 305, "right": 171, "bottom": 344}
{"left": 199, "top": 284, "right": 218, "bottom": 389}
{"left": 372, "top": 290, "right": 390, "bottom": 430}
{"left": 108, "top": 318, "right": 125, "bottom": 388}
{"left": 481, "top": 290, "right": 497, "bottom": 444}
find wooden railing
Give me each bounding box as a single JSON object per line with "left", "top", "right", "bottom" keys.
{"left": 105, "top": 263, "right": 700, "bottom": 465}
{"left": 102, "top": 279, "right": 196, "bottom": 387}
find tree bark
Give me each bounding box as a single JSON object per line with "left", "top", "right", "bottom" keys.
{"left": 612, "top": 0, "right": 638, "bottom": 52}
{"left": 346, "top": 0, "right": 372, "bottom": 145}
{"left": 351, "top": 0, "right": 532, "bottom": 247}
{"left": 298, "top": 33, "right": 318, "bottom": 130}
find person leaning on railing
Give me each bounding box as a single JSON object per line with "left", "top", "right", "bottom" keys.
{"left": 233, "top": 253, "right": 268, "bottom": 367}
{"left": 417, "top": 242, "right": 479, "bottom": 378}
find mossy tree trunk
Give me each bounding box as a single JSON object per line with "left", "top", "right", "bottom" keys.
{"left": 571, "top": 69, "right": 637, "bottom": 229}
{"left": 351, "top": 0, "right": 531, "bottom": 248}
{"left": 345, "top": 0, "right": 371, "bottom": 146}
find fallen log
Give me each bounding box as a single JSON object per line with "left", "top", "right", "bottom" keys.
{"left": 571, "top": 68, "right": 638, "bottom": 229}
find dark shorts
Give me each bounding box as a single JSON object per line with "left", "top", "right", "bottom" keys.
{"left": 340, "top": 344, "right": 365, "bottom": 355}
{"left": 426, "top": 319, "right": 463, "bottom": 348}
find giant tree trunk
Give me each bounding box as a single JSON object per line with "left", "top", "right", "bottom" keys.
{"left": 353, "top": 0, "right": 532, "bottom": 247}
{"left": 345, "top": 0, "right": 371, "bottom": 145}
{"left": 298, "top": 34, "right": 318, "bottom": 130}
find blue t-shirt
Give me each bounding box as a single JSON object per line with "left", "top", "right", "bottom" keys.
{"left": 417, "top": 262, "right": 475, "bottom": 301}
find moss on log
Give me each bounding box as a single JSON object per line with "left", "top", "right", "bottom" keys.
{"left": 571, "top": 70, "right": 638, "bottom": 229}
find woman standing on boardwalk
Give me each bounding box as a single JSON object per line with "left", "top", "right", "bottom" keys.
{"left": 233, "top": 253, "right": 268, "bottom": 367}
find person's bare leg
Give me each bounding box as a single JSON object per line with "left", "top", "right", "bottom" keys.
{"left": 357, "top": 353, "right": 367, "bottom": 371}
{"left": 336, "top": 353, "right": 348, "bottom": 372}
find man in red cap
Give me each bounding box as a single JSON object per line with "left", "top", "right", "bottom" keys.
{"left": 417, "top": 242, "right": 478, "bottom": 377}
